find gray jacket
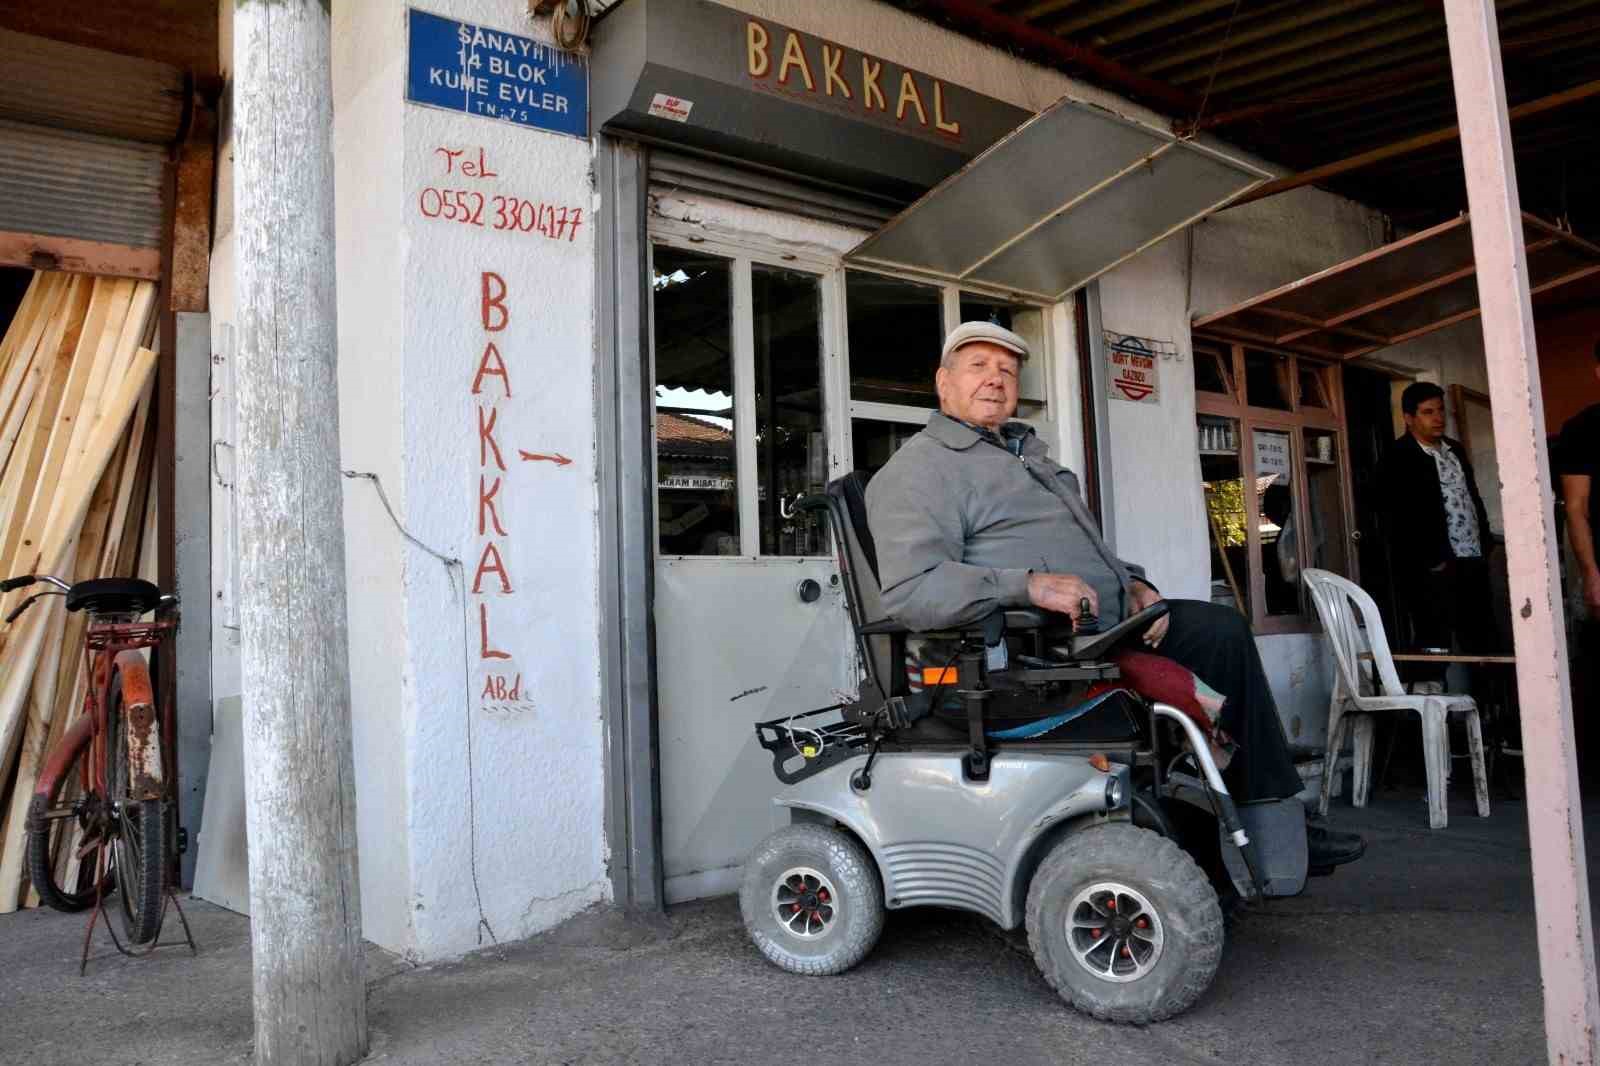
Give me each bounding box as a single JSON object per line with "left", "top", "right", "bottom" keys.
{"left": 865, "top": 412, "right": 1150, "bottom": 631}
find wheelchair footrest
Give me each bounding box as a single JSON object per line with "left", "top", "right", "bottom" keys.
{"left": 1220, "top": 797, "right": 1309, "bottom": 899}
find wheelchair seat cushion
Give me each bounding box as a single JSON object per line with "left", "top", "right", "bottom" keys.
{"left": 1103, "top": 651, "right": 1235, "bottom": 769}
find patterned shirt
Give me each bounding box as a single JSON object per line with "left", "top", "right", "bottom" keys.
{"left": 1418, "top": 439, "right": 1482, "bottom": 558}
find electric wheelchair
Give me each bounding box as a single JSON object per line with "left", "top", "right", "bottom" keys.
{"left": 739, "top": 472, "right": 1309, "bottom": 1023}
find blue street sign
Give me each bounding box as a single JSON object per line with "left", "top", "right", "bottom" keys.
{"left": 407, "top": 8, "right": 588, "bottom": 138}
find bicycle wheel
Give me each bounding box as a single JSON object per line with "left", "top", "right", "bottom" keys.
{"left": 25, "top": 725, "right": 115, "bottom": 913}
{"left": 107, "top": 674, "right": 165, "bottom": 946}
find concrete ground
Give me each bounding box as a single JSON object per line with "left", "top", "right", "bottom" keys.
{"left": 1, "top": 782, "right": 1584, "bottom": 1066}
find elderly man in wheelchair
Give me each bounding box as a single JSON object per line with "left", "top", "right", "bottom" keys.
{"left": 738, "top": 321, "right": 1365, "bottom": 1022}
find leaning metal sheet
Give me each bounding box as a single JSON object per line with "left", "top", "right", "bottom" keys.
{"left": 846, "top": 94, "right": 1270, "bottom": 301}
{"left": 1194, "top": 213, "right": 1600, "bottom": 359}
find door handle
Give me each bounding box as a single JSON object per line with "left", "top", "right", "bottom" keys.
{"left": 797, "top": 578, "right": 822, "bottom": 603}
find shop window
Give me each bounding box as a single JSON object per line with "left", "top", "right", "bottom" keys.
{"left": 851, "top": 417, "right": 923, "bottom": 476}
{"left": 1302, "top": 427, "right": 1350, "bottom": 576}
{"left": 1199, "top": 415, "right": 1249, "bottom": 616}
{"left": 652, "top": 247, "right": 739, "bottom": 556}
{"left": 1255, "top": 428, "right": 1300, "bottom": 617}
{"left": 1298, "top": 365, "right": 1331, "bottom": 409}
{"left": 753, "top": 264, "right": 828, "bottom": 556}
{"left": 1193, "top": 340, "right": 1234, "bottom": 398}
{"left": 1244, "top": 349, "right": 1292, "bottom": 411}
{"left": 846, "top": 271, "right": 942, "bottom": 407}
{"left": 1195, "top": 341, "right": 1353, "bottom": 632}
{"left": 959, "top": 292, "right": 1047, "bottom": 416}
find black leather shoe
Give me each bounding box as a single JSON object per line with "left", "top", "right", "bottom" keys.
{"left": 1307, "top": 820, "right": 1366, "bottom": 875}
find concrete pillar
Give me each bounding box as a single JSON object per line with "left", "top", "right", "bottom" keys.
{"left": 1443, "top": 2, "right": 1600, "bottom": 1062}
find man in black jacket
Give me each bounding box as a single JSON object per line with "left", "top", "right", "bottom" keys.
{"left": 1377, "top": 381, "right": 1498, "bottom": 685}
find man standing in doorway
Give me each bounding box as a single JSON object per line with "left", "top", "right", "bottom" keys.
{"left": 1377, "top": 381, "right": 1497, "bottom": 685}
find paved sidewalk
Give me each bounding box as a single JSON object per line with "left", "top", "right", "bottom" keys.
{"left": 1, "top": 788, "right": 1581, "bottom": 1066}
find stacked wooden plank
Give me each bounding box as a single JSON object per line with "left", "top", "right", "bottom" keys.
{"left": 0, "top": 272, "right": 161, "bottom": 912}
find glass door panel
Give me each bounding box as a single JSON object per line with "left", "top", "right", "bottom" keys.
{"left": 753, "top": 264, "right": 827, "bottom": 556}
{"left": 1198, "top": 414, "right": 1249, "bottom": 615}
{"left": 1302, "top": 427, "right": 1350, "bottom": 576}
{"left": 1254, "top": 427, "right": 1301, "bottom": 616}
{"left": 652, "top": 246, "right": 738, "bottom": 556}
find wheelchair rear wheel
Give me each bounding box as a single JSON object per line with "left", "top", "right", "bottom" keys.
{"left": 1026, "top": 823, "right": 1222, "bottom": 1023}
{"left": 740, "top": 824, "right": 884, "bottom": 976}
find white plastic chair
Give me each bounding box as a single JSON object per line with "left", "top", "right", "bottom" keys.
{"left": 1302, "top": 568, "right": 1488, "bottom": 830}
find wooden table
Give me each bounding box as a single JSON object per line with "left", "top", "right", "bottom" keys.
{"left": 1360, "top": 652, "right": 1516, "bottom": 664}
{"left": 1355, "top": 652, "right": 1521, "bottom": 796}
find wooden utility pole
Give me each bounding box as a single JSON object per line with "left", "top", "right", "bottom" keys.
{"left": 1442, "top": 1, "right": 1600, "bottom": 1063}
{"left": 233, "top": 3, "right": 367, "bottom": 1064}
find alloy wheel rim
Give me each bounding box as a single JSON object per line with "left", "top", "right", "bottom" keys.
{"left": 771, "top": 866, "right": 839, "bottom": 939}
{"left": 1065, "top": 880, "right": 1165, "bottom": 983}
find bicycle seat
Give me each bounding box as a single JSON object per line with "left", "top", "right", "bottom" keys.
{"left": 66, "top": 578, "right": 161, "bottom": 616}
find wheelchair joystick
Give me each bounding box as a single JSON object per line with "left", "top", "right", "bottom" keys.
{"left": 1076, "top": 596, "right": 1100, "bottom": 634}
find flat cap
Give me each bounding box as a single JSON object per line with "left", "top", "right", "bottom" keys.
{"left": 941, "top": 320, "right": 1030, "bottom": 363}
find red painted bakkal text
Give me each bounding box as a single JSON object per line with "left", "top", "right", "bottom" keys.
{"left": 472, "top": 269, "right": 528, "bottom": 712}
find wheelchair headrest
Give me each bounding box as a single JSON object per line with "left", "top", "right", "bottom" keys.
{"left": 827, "top": 471, "right": 879, "bottom": 585}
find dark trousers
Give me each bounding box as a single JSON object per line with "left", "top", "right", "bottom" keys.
{"left": 1400, "top": 556, "right": 1497, "bottom": 684}
{"left": 1156, "top": 600, "right": 1304, "bottom": 803}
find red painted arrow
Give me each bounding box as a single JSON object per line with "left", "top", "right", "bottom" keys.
{"left": 519, "top": 450, "right": 573, "bottom": 466}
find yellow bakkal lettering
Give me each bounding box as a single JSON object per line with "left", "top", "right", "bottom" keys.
{"left": 896, "top": 71, "right": 927, "bottom": 125}
{"left": 861, "top": 57, "right": 886, "bottom": 111}
{"left": 933, "top": 80, "right": 961, "bottom": 135}
{"left": 778, "top": 31, "right": 815, "bottom": 90}
{"left": 822, "top": 44, "right": 852, "bottom": 98}
{"left": 746, "top": 20, "right": 770, "bottom": 77}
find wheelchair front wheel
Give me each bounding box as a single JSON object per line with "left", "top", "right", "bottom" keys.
{"left": 1026, "top": 823, "right": 1222, "bottom": 1023}
{"left": 740, "top": 824, "right": 884, "bottom": 976}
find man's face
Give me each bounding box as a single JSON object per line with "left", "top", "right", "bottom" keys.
{"left": 936, "top": 341, "right": 1021, "bottom": 431}
{"left": 1404, "top": 396, "right": 1446, "bottom": 444}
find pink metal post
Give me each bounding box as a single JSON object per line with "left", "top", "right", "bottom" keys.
{"left": 1443, "top": 1, "right": 1600, "bottom": 1062}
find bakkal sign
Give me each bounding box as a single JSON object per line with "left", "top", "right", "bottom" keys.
{"left": 588, "top": 0, "right": 1030, "bottom": 197}
{"left": 407, "top": 8, "right": 588, "bottom": 138}
{"left": 742, "top": 18, "right": 965, "bottom": 145}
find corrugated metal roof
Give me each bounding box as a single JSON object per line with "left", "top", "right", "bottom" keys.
{"left": 0, "top": 120, "right": 165, "bottom": 248}
{"left": 1193, "top": 212, "right": 1600, "bottom": 359}
{"left": 0, "top": 28, "right": 183, "bottom": 144}
{"left": 888, "top": 0, "right": 1600, "bottom": 234}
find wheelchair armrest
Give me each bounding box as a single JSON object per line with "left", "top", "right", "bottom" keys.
{"left": 859, "top": 607, "right": 1070, "bottom": 639}
{"left": 1057, "top": 602, "right": 1170, "bottom": 662}
{"left": 1001, "top": 607, "right": 1052, "bottom": 630}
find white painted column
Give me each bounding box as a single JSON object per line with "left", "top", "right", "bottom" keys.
{"left": 233, "top": 1, "right": 367, "bottom": 1062}
{"left": 1443, "top": 3, "right": 1600, "bottom": 1063}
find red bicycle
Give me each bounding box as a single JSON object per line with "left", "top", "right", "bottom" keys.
{"left": 7, "top": 574, "right": 179, "bottom": 949}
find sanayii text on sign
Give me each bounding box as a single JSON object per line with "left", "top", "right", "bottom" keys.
{"left": 407, "top": 9, "right": 589, "bottom": 138}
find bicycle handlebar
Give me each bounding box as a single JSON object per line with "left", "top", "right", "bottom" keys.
{"left": 1, "top": 575, "right": 176, "bottom": 626}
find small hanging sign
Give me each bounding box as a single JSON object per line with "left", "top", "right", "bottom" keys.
{"left": 1104, "top": 332, "right": 1172, "bottom": 404}
{"left": 407, "top": 8, "right": 589, "bottom": 138}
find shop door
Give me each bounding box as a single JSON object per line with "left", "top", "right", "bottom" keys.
{"left": 649, "top": 236, "right": 854, "bottom": 903}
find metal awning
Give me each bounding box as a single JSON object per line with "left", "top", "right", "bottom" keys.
{"left": 1193, "top": 213, "right": 1600, "bottom": 360}
{"left": 845, "top": 94, "right": 1271, "bottom": 302}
